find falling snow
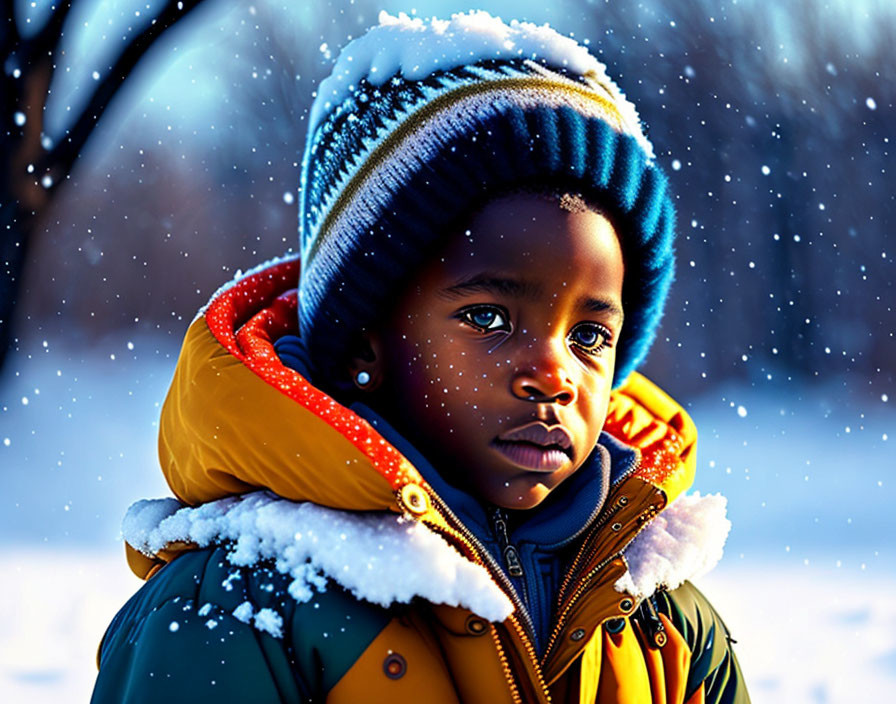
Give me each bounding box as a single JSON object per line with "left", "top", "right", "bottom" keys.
{"left": 1, "top": 1, "right": 892, "bottom": 703}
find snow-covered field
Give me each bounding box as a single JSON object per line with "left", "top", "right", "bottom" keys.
{"left": 1, "top": 337, "right": 893, "bottom": 703}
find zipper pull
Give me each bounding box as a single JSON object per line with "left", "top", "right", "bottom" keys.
{"left": 636, "top": 595, "right": 667, "bottom": 648}
{"left": 490, "top": 508, "right": 524, "bottom": 578}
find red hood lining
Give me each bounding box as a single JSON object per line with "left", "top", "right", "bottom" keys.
{"left": 204, "top": 254, "right": 421, "bottom": 492}
{"left": 203, "top": 256, "right": 688, "bottom": 497}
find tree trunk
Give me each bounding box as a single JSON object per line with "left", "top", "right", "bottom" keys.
{"left": 0, "top": 0, "right": 207, "bottom": 371}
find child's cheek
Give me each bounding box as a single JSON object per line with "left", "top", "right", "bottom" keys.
{"left": 400, "top": 337, "right": 495, "bottom": 434}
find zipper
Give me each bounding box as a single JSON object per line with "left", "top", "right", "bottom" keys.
{"left": 540, "top": 455, "right": 655, "bottom": 667}
{"left": 540, "top": 443, "right": 622, "bottom": 556}
{"left": 424, "top": 492, "right": 551, "bottom": 703}
{"left": 426, "top": 493, "right": 538, "bottom": 641}
{"left": 540, "top": 531, "right": 641, "bottom": 667}
{"left": 414, "top": 446, "right": 648, "bottom": 697}
{"left": 489, "top": 507, "right": 524, "bottom": 577}
{"left": 551, "top": 452, "right": 641, "bottom": 613}
{"left": 490, "top": 626, "right": 523, "bottom": 704}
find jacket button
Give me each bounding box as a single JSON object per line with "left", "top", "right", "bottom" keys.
{"left": 617, "top": 496, "right": 629, "bottom": 507}
{"left": 605, "top": 618, "right": 625, "bottom": 634}
{"left": 570, "top": 628, "right": 586, "bottom": 642}
{"left": 465, "top": 616, "right": 488, "bottom": 635}
{"left": 400, "top": 484, "right": 429, "bottom": 515}
{"left": 383, "top": 653, "right": 407, "bottom": 679}
{"left": 611, "top": 522, "right": 623, "bottom": 532}
{"left": 619, "top": 598, "right": 634, "bottom": 613}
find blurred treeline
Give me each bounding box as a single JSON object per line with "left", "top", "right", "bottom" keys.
{"left": 14, "top": 0, "right": 894, "bottom": 398}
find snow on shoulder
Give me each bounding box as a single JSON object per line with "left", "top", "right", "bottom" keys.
{"left": 615, "top": 492, "right": 731, "bottom": 599}
{"left": 123, "top": 492, "right": 514, "bottom": 628}
{"left": 122, "top": 491, "right": 730, "bottom": 636}
{"left": 311, "top": 10, "right": 640, "bottom": 141}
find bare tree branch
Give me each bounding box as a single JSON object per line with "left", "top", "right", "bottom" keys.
{"left": 40, "top": 0, "right": 206, "bottom": 182}
{"left": 30, "top": 1, "right": 75, "bottom": 57}
{"left": 1, "top": 2, "right": 22, "bottom": 54}
{"left": 0, "top": 0, "right": 210, "bottom": 368}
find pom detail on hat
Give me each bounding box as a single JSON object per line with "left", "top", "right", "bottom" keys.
{"left": 311, "top": 10, "right": 652, "bottom": 159}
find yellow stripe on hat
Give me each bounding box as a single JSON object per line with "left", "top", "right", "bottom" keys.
{"left": 306, "top": 74, "right": 629, "bottom": 263}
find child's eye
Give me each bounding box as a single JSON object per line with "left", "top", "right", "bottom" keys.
{"left": 458, "top": 305, "right": 511, "bottom": 332}
{"left": 569, "top": 323, "right": 612, "bottom": 355}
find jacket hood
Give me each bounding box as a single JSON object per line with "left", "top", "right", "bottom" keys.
{"left": 158, "top": 255, "right": 413, "bottom": 512}
{"left": 113, "top": 256, "right": 738, "bottom": 704}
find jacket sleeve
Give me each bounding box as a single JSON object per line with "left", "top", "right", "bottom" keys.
{"left": 91, "top": 548, "right": 310, "bottom": 704}
{"left": 654, "top": 581, "right": 751, "bottom": 704}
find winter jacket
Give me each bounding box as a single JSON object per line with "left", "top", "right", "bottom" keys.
{"left": 91, "top": 255, "right": 749, "bottom": 704}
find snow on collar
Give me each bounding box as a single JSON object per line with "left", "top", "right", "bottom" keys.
{"left": 311, "top": 10, "right": 649, "bottom": 156}
{"left": 123, "top": 491, "right": 729, "bottom": 634}
{"left": 615, "top": 492, "right": 731, "bottom": 599}
{"left": 123, "top": 492, "right": 514, "bottom": 623}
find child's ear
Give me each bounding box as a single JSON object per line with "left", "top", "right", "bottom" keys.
{"left": 346, "top": 330, "right": 384, "bottom": 393}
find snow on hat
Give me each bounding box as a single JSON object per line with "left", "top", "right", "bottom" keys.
{"left": 299, "top": 10, "right": 676, "bottom": 388}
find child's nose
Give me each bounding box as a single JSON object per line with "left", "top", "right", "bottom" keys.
{"left": 510, "top": 356, "right": 577, "bottom": 405}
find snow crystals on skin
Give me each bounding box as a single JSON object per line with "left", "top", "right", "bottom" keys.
{"left": 615, "top": 492, "right": 731, "bottom": 600}
{"left": 310, "top": 10, "right": 650, "bottom": 158}
{"left": 123, "top": 492, "right": 515, "bottom": 630}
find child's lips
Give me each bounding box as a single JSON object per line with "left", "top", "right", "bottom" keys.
{"left": 492, "top": 422, "right": 574, "bottom": 471}
{"left": 490, "top": 439, "right": 572, "bottom": 471}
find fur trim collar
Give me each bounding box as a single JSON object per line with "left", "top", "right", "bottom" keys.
{"left": 615, "top": 492, "right": 730, "bottom": 599}
{"left": 123, "top": 492, "right": 514, "bottom": 622}
{"left": 124, "top": 491, "right": 728, "bottom": 625}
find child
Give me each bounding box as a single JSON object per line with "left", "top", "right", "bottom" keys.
{"left": 93, "top": 11, "right": 749, "bottom": 703}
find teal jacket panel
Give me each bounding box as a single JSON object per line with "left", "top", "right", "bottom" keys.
{"left": 91, "top": 546, "right": 391, "bottom": 703}
{"left": 93, "top": 544, "right": 749, "bottom": 703}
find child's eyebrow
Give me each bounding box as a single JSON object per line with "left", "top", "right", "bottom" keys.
{"left": 580, "top": 297, "right": 624, "bottom": 323}
{"left": 439, "top": 273, "right": 541, "bottom": 301}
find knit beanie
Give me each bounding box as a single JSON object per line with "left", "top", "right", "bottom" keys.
{"left": 298, "top": 11, "right": 676, "bottom": 388}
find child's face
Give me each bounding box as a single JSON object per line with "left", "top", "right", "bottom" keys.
{"left": 368, "top": 192, "right": 625, "bottom": 510}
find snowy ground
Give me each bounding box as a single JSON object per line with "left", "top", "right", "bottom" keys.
{"left": 1, "top": 336, "right": 893, "bottom": 703}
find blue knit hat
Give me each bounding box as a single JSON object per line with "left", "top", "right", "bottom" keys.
{"left": 299, "top": 11, "right": 676, "bottom": 388}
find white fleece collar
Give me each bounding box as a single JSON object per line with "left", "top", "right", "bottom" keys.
{"left": 123, "top": 491, "right": 729, "bottom": 626}
{"left": 123, "top": 492, "right": 515, "bottom": 623}
{"left": 615, "top": 492, "right": 731, "bottom": 599}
